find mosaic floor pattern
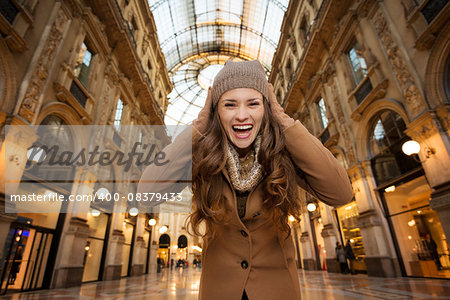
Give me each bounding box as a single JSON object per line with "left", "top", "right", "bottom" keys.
{"left": 1, "top": 268, "right": 449, "bottom": 299}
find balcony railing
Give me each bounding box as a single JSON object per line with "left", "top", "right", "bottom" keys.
{"left": 354, "top": 79, "right": 373, "bottom": 105}
{"left": 319, "top": 127, "right": 330, "bottom": 144}
{"left": 70, "top": 80, "right": 88, "bottom": 107}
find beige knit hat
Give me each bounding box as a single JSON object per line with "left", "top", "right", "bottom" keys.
{"left": 211, "top": 60, "right": 269, "bottom": 106}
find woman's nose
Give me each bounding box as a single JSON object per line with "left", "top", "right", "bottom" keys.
{"left": 236, "top": 106, "right": 249, "bottom": 121}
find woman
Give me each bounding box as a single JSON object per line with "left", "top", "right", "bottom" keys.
{"left": 138, "top": 60, "right": 352, "bottom": 300}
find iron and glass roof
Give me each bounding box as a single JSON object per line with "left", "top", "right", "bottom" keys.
{"left": 148, "top": 0, "right": 290, "bottom": 135}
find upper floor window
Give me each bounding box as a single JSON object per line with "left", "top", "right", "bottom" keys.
{"left": 369, "top": 110, "right": 420, "bottom": 185}
{"left": 0, "top": 1, "right": 19, "bottom": 24}
{"left": 114, "top": 99, "right": 124, "bottom": 131}
{"left": 74, "top": 41, "right": 93, "bottom": 87}
{"left": 348, "top": 42, "right": 367, "bottom": 85}
{"left": 421, "top": 0, "right": 448, "bottom": 24}
{"left": 317, "top": 98, "right": 328, "bottom": 129}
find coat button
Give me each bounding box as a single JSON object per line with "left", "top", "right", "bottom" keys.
{"left": 241, "top": 260, "right": 248, "bottom": 269}
{"left": 240, "top": 230, "right": 248, "bottom": 237}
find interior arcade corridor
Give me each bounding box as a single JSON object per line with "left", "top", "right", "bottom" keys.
{"left": 1, "top": 268, "right": 449, "bottom": 300}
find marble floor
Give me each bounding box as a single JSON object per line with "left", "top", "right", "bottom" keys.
{"left": 1, "top": 268, "right": 449, "bottom": 299}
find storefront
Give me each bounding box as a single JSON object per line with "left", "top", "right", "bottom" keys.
{"left": 369, "top": 110, "right": 449, "bottom": 279}
{"left": 158, "top": 234, "right": 171, "bottom": 268}
{"left": 1, "top": 115, "right": 72, "bottom": 293}
{"left": 380, "top": 170, "right": 449, "bottom": 278}
{"left": 335, "top": 201, "right": 367, "bottom": 273}
{"left": 82, "top": 207, "right": 111, "bottom": 282}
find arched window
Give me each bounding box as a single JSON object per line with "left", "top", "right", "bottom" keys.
{"left": 159, "top": 234, "right": 170, "bottom": 248}
{"left": 26, "top": 115, "right": 75, "bottom": 191}
{"left": 369, "top": 110, "right": 420, "bottom": 185}
{"left": 178, "top": 235, "right": 188, "bottom": 248}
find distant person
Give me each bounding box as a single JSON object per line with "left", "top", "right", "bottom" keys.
{"left": 425, "top": 234, "right": 442, "bottom": 270}
{"left": 9, "top": 247, "right": 23, "bottom": 284}
{"left": 336, "top": 242, "right": 348, "bottom": 274}
{"left": 345, "top": 240, "right": 356, "bottom": 275}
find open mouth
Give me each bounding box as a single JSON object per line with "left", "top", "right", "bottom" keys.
{"left": 232, "top": 124, "right": 253, "bottom": 139}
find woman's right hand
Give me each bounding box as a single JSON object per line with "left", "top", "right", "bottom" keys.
{"left": 192, "top": 87, "right": 213, "bottom": 135}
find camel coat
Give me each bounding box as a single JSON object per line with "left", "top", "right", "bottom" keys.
{"left": 138, "top": 120, "right": 353, "bottom": 300}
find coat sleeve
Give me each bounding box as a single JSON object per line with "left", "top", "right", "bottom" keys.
{"left": 137, "top": 125, "right": 199, "bottom": 207}
{"left": 283, "top": 120, "right": 353, "bottom": 207}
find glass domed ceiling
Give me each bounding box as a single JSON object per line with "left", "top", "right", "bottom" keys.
{"left": 147, "top": 0, "right": 290, "bottom": 136}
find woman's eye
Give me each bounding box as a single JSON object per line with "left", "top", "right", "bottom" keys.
{"left": 224, "top": 103, "right": 235, "bottom": 107}
{"left": 250, "top": 102, "right": 260, "bottom": 106}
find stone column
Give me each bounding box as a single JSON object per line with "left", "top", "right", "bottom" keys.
{"left": 357, "top": 210, "right": 400, "bottom": 277}
{"left": 130, "top": 214, "right": 145, "bottom": 276}
{"left": 321, "top": 224, "right": 340, "bottom": 273}
{"left": 300, "top": 231, "right": 316, "bottom": 270}
{"left": 349, "top": 163, "right": 401, "bottom": 277}
{"left": 103, "top": 229, "right": 124, "bottom": 280}
{"left": 130, "top": 236, "right": 145, "bottom": 276}
{"left": 51, "top": 217, "right": 90, "bottom": 288}
{"left": 51, "top": 167, "right": 97, "bottom": 288}
{"left": 103, "top": 206, "right": 125, "bottom": 280}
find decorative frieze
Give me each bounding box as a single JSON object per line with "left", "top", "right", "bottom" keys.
{"left": 18, "top": 8, "right": 69, "bottom": 123}
{"left": 372, "top": 8, "right": 427, "bottom": 119}
{"left": 329, "top": 76, "right": 357, "bottom": 165}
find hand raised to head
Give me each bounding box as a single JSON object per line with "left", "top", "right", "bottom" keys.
{"left": 268, "top": 83, "right": 295, "bottom": 131}
{"left": 193, "top": 87, "right": 213, "bottom": 135}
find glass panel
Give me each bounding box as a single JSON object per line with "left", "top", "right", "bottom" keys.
{"left": 385, "top": 176, "right": 449, "bottom": 278}
{"left": 369, "top": 110, "right": 420, "bottom": 185}
{"left": 384, "top": 176, "right": 431, "bottom": 216}
{"left": 121, "top": 244, "right": 130, "bottom": 277}
{"left": 348, "top": 43, "right": 367, "bottom": 85}
{"left": 123, "top": 222, "right": 134, "bottom": 245}
{"left": 82, "top": 238, "right": 104, "bottom": 282}
{"left": 148, "top": 0, "right": 289, "bottom": 130}
{"left": 336, "top": 201, "right": 367, "bottom": 273}
{"left": 15, "top": 182, "right": 62, "bottom": 229}
{"left": 114, "top": 99, "right": 124, "bottom": 131}
{"left": 74, "top": 42, "right": 93, "bottom": 86}
{"left": 86, "top": 211, "right": 108, "bottom": 239}
{"left": 317, "top": 98, "right": 328, "bottom": 129}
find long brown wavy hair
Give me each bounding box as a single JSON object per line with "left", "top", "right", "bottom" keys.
{"left": 187, "top": 97, "right": 301, "bottom": 238}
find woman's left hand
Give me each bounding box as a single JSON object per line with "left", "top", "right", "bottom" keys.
{"left": 268, "top": 84, "right": 295, "bottom": 131}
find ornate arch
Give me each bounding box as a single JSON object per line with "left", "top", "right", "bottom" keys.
{"left": 36, "top": 102, "right": 83, "bottom": 125}
{"left": 425, "top": 23, "right": 450, "bottom": 107}
{"left": 355, "top": 98, "right": 409, "bottom": 161}
{"left": 0, "top": 39, "right": 18, "bottom": 114}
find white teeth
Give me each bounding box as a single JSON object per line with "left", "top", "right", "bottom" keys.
{"left": 233, "top": 125, "right": 253, "bottom": 130}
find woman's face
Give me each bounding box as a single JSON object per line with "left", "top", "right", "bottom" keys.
{"left": 218, "top": 88, "right": 265, "bottom": 151}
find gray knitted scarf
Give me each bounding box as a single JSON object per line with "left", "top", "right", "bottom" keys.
{"left": 225, "top": 135, "right": 264, "bottom": 193}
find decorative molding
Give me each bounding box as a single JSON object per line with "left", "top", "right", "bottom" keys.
{"left": 372, "top": 8, "right": 427, "bottom": 119}
{"left": 18, "top": 7, "right": 69, "bottom": 123}
{"left": 356, "top": 209, "right": 381, "bottom": 229}
{"left": 329, "top": 77, "right": 357, "bottom": 165}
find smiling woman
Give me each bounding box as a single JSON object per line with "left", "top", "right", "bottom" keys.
{"left": 218, "top": 88, "right": 265, "bottom": 152}
{"left": 139, "top": 60, "right": 353, "bottom": 300}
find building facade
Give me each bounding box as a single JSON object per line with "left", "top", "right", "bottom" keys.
{"left": 272, "top": 0, "right": 449, "bottom": 278}
{"left": 0, "top": 0, "right": 180, "bottom": 293}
